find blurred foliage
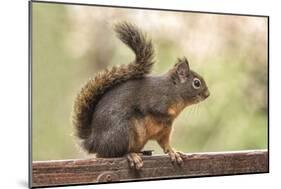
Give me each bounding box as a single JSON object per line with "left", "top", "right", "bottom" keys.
{"left": 32, "top": 3, "right": 268, "bottom": 161}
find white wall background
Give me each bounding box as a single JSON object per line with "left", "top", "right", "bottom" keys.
{"left": 0, "top": 0, "right": 279, "bottom": 188}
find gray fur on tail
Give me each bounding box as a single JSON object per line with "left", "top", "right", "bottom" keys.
{"left": 114, "top": 22, "right": 155, "bottom": 73}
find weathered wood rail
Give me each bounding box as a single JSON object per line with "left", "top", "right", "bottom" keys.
{"left": 32, "top": 150, "right": 268, "bottom": 188}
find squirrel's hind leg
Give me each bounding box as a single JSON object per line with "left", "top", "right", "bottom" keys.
{"left": 126, "top": 152, "right": 143, "bottom": 170}
{"left": 86, "top": 116, "right": 130, "bottom": 157}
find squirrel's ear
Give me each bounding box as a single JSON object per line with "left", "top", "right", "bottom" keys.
{"left": 174, "top": 57, "right": 190, "bottom": 83}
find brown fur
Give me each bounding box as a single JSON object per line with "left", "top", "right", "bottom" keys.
{"left": 167, "top": 101, "right": 185, "bottom": 117}
{"left": 129, "top": 115, "right": 173, "bottom": 152}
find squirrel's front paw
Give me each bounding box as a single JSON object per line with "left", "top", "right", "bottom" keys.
{"left": 127, "top": 153, "right": 143, "bottom": 170}
{"left": 168, "top": 151, "right": 184, "bottom": 166}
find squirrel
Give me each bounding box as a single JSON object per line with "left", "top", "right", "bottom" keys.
{"left": 72, "top": 22, "right": 210, "bottom": 170}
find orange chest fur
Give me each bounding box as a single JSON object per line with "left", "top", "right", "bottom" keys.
{"left": 128, "top": 102, "right": 185, "bottom": 152}
{"left": 129, "top": 115, "right": 172, "bottom": 152}
{"left": 143, "top": 116, "right": 169, "bottom": 139}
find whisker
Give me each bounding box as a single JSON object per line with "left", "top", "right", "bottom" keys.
{"left": 185, "top": 106, "right": 192, "bottom": 119}
{"left": 191, "top": 105, "right": 195, "bottom": 117}
{"left": 196, "top": 104, "right": 200, "bottom": 116}
{"left": 194, "top": 104, "right": 197, "bottom": 117}
{"left": 194, "top": 104, "right": 198, "bottom": 116}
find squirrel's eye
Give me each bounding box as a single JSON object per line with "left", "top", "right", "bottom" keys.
{"left": 192, "top": 78, "right": 201, "bottom": 89}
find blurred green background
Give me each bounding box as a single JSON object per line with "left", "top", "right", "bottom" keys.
{"left": 32, "top": 2, "right": 268, "bottom": 161}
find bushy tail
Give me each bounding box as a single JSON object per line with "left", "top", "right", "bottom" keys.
{"left": 114, "top": 22, "right": 155, "bottom": 71}
{"left": 73, "top": 22, "right": 155, "bottom": 140}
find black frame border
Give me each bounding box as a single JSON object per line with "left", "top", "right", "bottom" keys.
{"left": 28, "top": 0, "right": 270, "bottom": 188}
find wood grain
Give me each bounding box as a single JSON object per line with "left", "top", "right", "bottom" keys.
{"left": 32, "top": 150, "right": 268, "bottom": 188}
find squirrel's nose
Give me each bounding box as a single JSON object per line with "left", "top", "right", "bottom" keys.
{"left": 203, "top": 90, "right": 210, "bottom": 98}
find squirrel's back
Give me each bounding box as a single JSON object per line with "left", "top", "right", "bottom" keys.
{"left": 72, "top": 22, "right": 155, "bottom": 143}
